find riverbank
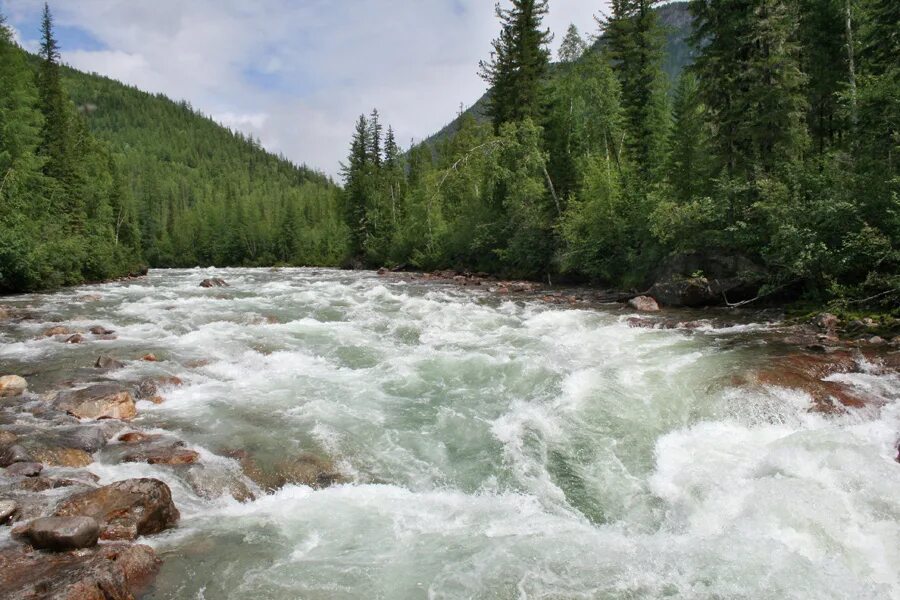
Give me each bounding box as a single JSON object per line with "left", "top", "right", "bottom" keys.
{"left": 1, "top": 268, "right": 898, "bottom": 597}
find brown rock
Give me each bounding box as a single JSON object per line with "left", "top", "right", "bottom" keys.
{"left": 118, "top": 432, "right": 161, "bottom": 444}
{"left": 21, "top": 516, "right": 100, "bottom": 551}
{"left": 141, "top": 354, "right": 158, "bottom": 362}
{"left": 43, "top": 326, "right": 72, "bottom": 337}
{"left": 0, "top": 542, "right": 160, "bottom": 600}
{"left": 0, "top": 500, "right": 16, "bottom": 523}
{"left": 0, "top": 375, "right": 27, "bottom": 398}
{"left": 64, "top": 334, "right": 85, "bottom": 344}
{"left": 134, "top": 376, "right": 182, "bottom": 401}
{"left": 1, "top": 444, "right": 34, "bottom": 467}
{"left": 89, "top": 326, "right": 115, "bottom": 336}
{"left": 53, "top": 384, "right": 137, "bottom": 421}
{"left": 628, "top": 296, "right": 660, "bottom": 312}
{"left": 5, "top": 462, "right": 43, "bottom": 477}
{"left": 199, "top": 278, "right": 228, "bottom": 288}
{"left": 30, "top": 447, "right": 93, "bottom": 468}
{"left": 121, "top": 439, "right": 199, "bottom": 466}
{"left": 77, "top": 294, "right": 103, "bottom": 302}
{"left": 55, "top": 478, "right": 179, "bottom": 541}
{"left": 246, "top": 452, "right": 346, "bottom": 492}
{"left": 94, "top": 355, "right": 126, "bottom": 370}
{"left": 0, "top": 430, "right": 18, "bottom": 446}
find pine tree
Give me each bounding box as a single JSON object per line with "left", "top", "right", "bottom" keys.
{"left": 665, "top": 72, "right": 710, "bottom": 202}
{"left": 368, "top": 109, "right": 383, "bottom": 166}
{"left": 479, "top": 0, "right": 553, "bottom": 131}
{"left": 601, "top": 0, "right": 670, "bottom": 181}
{"left": 36, "top": 3, "right": 74, "bottom": 188}
{"left": 342, "top": 114, "right": 371, "bottom": 258}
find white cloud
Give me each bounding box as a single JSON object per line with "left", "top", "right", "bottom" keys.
{"left": 1, "top": 0, "right": 609, "bottom": 178}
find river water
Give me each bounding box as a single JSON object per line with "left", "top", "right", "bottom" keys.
{"left": 1, "top": 268, "right": 898, "bottom": 599}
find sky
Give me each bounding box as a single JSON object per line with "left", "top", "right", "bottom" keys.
{"left": 0, "top": 0, "right": 610, "bottom": 178}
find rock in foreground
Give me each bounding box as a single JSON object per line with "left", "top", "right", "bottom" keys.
{"left": 21, "top": 516, "right": 100, "bottom": 551}
{"left": 627, "top": 296, "right": 660, "bottom": 312}
{"left": 0, "top": 375, "right": 27, "bottom": 398}
{"left": 0, "top": 542, "right": 160, "bottom": 600}
{"left": 53, "top": 384, "right": 137, "bottom": 421}
{"left": 54, "top": 478, "right": 179, "bottom": 541}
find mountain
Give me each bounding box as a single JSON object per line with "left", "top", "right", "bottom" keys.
{"left": 422, "top": 1, "right": 694, "bottom": 148}
{"left": 55, "top": 65, "right": 347, "bottom": 268}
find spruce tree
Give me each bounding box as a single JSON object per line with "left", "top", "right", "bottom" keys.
{"left": 342, "top": 114, "right": 371, "bottom": 258}
{"left": 479, "top": 0, "right": 553, "bottom": 131}
{"left": 601, "top": 0, "right": 670, "bottom": 182}
{"left": 36, "top": 3, "right": 74, "bottom": 187}
{"left": 665, "top": 72, "right": 709, "bottom": 202}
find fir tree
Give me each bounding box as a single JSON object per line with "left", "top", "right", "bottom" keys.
{"left": 36, "top": 3, "right": 74, "bottom": 187}
{"left": 479, "top": 0, "right": 553, "bottom": 131}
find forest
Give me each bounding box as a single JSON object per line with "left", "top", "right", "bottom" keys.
{"left": 343, "top": 0, "right": 899, "bottom": 311}
{"left": 0, "top": 5, "right": 346, "bottom": 292}
{"left": 2, "top": 1, "right": 897, "bottom": 313}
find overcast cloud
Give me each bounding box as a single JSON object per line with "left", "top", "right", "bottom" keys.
{"left": 1, "top": 1, "right": 610, "bottom": 178}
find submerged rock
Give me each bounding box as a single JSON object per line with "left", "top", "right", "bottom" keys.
{"left": 119, "top": 436, "right": 199, "bottom": 466}
{"left": 0, "top": 542, "right": 160, "bottom": 600}
{"left": 94, "top": 355, "right": 126, "bottom": 370}
{"left": 199, "top": 278, "right": 228, "bottom": 288}
{"left": 42, "top": 325, "right": 72, "bottom": 337}
{"left": 0, "top": 444, "right": 34, "bottom": 467}
{"left": 53, "top": 384, "right": 137, "bottom": 421}
{"left": 0, "top": 500, "right": 16, "bottom": 523}
{"left": 627, "top": 296, "right": 660, "bottom": 312}
{"left": 89, "top": 325, "right": 115, "bottom": 336}
{"left": 20, "top": 516, "right": 100, "bottom": 551}
{"left": 5, "top": 462, "right": 43, "bottom": 477}
{"left": 0, "top": 375, "right": 27, "bottom": 398}
{"left": 64, "top": 334, "right": 85, "bottom": 344}
{"left": 54, "top": 478, "right": 179, "bottom": 541}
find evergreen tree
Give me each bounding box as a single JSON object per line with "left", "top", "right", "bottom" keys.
{"left": 479, "top": 0, "right": 553, "bottom": 131}
{"left": 665, "top": 72, "right": 710, "bottom": 203}
{"left": 601, "top": 0, "right": 670, "bottom": 181}
{"left": 36, "top": 3, "right": 74, "bottom": 188}
{"left": 342, "top": 114, "right": 372, "bottom": 258}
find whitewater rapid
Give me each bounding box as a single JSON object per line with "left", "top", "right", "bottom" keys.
{"left": 1, "top": 268, "right": 898, "bottom": 599}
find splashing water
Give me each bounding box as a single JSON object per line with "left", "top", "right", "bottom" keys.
{"left": 1, "top": 268, "right": 898, "bottom": 599}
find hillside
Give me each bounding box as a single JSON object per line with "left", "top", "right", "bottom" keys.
{"left": 58, "top": 66, "right": 348, "bottom": 268}
{"left": 423, "top": 1, "right": 693, "bottom": 148}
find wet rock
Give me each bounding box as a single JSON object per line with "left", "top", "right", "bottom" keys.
{"left": 55, "top": 478, "right": 179, "bottom": 541}
{"left": 0, "top": 430, "right": 18, "bottom": 446}
{"left": 626, "top": 317, "right": 659, "bottom": 329}
{"left": 628, "top": 296, "right": 660, "bottom": 312}
{"left": 78, "top": 294, "right": 103, "bottom": 302}
{"left": 1, "top": 444, "right": 34, "bottom": 467}
{"left": 868, "top": 336, "right": 885, "bottom": 345}
{"left": 141, "top": 354, "right": 158, "bottom": 362}
{"left": 134, "top": 376, "right": 182, "bottom": 403}
{"left": 121, "top": 438, "right": 199, "bottom": 466}
{"left": 814, "top": 313, "right": 840, "bottom": 337}
{"left": 5, "top": 462, "right": 43, "bottom": 477}
{"left": 118, "top": 431, "right": 161, "bottom": 444}
{"left": 94, "top": 355, "right": 126, "bottom": 370}
{"left": 0, "top": 500, "right": 16, "bottom": 523}
{"left": 89, "top": 325, "right": 115, "bottom": 336}
{"left": 0, "top": 542, "right": 160, "bottom": 600}
{"left": 51, "top": 425, "right": 110, "bottom": 453}
{"left": 0, "top": 375, "right": 27, "bottom": 398}
{"left": 21, "top": 516, "right": 100, "bottom": 551}
{"left": 199, "top": 277, "right": 228, "bottom": 288}
{"left": 64, "top": 334, "right": 85, "bottom": 344}
{"left": 53, "top": 384, "right": 136, "bottom": 421}
{"left": 29, "top": 447, "right": 92, "bottom": 468}
{"left": 272, "top": 453, "right": 344, "bottom": 489}
{"left": 43, "top": 326, "right": 73, "bottom": 337}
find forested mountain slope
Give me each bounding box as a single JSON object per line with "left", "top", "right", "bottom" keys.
{"left": 424, "top": 1, "right": 694, "bottom": 149}
{"left": 1, "top": 6, "right": 347, "bottom": 293}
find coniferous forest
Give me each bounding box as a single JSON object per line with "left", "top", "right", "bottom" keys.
{"left": 2, "top": 1, "right": 898, "bottom": 314}
{"left": 343, "top": 0, "right": 899, "bottom": 312}
{"left": 0, "top": 5, "right": 346, "bottom": 292}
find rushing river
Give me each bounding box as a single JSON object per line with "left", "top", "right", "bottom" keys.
{"left": 1, "top": 268, "right": 899, "bottom": 599}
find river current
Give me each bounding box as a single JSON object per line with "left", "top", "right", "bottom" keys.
{"left": 1, "top": 268, "right": 898, "bottom": 599}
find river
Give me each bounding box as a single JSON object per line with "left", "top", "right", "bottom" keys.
{"left": 1, "top": 268, "right": 898, "bottom": 599}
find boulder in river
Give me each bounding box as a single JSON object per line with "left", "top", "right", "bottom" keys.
{"left": 0, "top": 542, "right": 160, "bottom": 599}
{"left": 20, "top": 516, "right": 100, "bottom": 551}
{"left": 627, "top": 296, "right": 660, "bottom": 312}
{"left": 0, "top": 444, "right": 34, "bottom": 467}
{"left": 54, "top": 478, "right": 180, "bottom": 541}
{"left": 0, "top": 500, "right": 16, "bottom": 523}
{"left": 199, "top": 278, "right": 228, "bottom": 288}
{"left": 29, "top": 447, "right": 93, "bottom": 468}
{"left": 95, "top": 355, "right": 126, "bottom": 370}
{"left": 89, "top": 325, "right": 115, "bottom": 336}
{"left": 0, "top": 375, "right": 27, "bottom": 398}
{"left": 5, "top": 462, "right": 43, "bottom": 477}
{"left": 120, "top": 436, "right": 199, "bottom": 466}
{"left": 64, "top": 333, "right": 85, "bottom": 344}
{"left": 53, "top": 384, "right": 137, "bottom": 421}
{"left": 42, "top": 325, "right": 72, "bottom": 337}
